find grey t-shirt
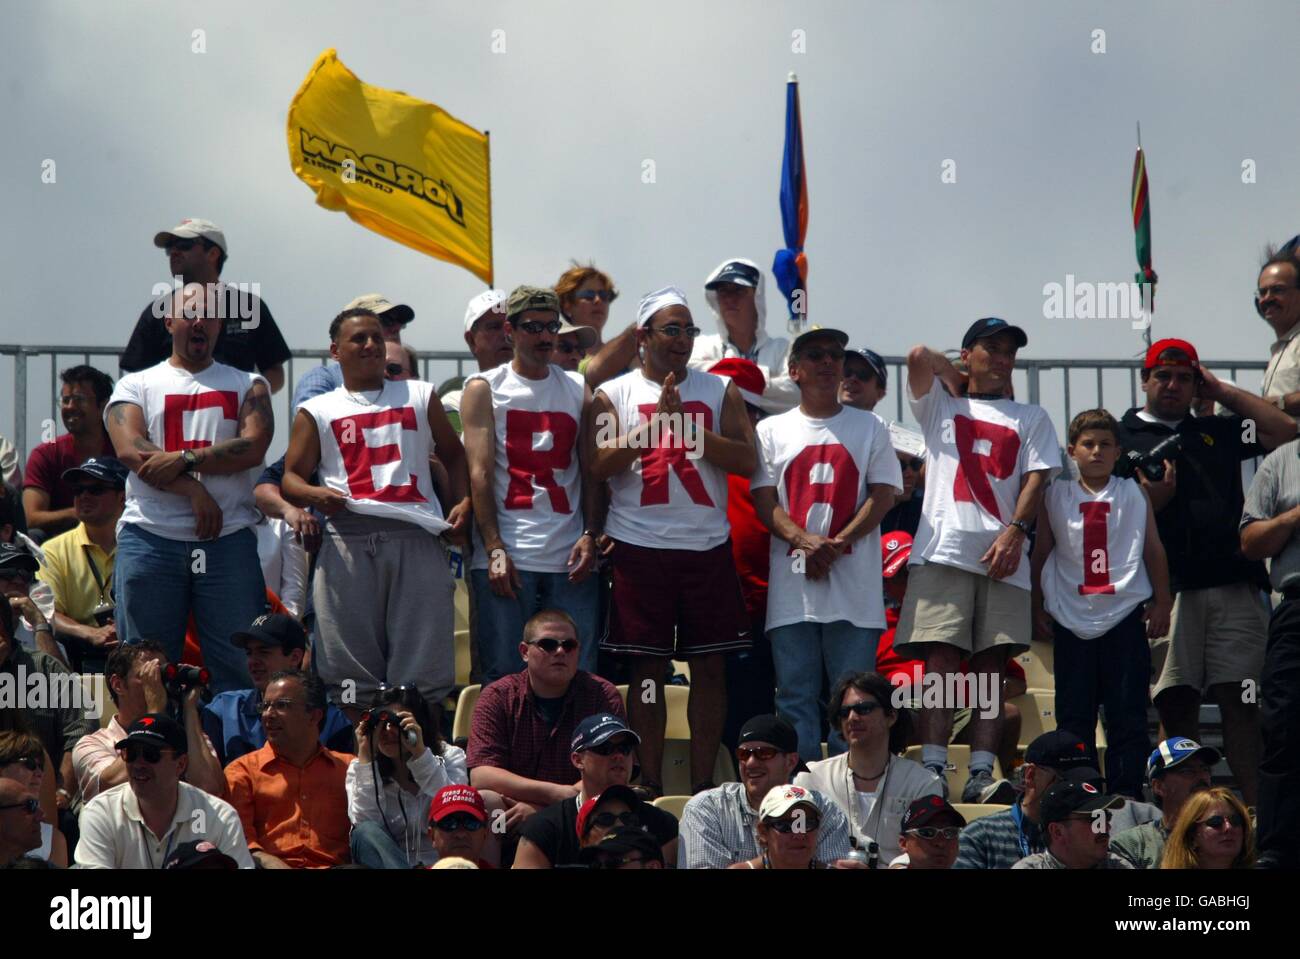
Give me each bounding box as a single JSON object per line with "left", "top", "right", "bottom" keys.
{"left": 1013, "top": 850, "right": 1134, "bottom": 869}
{"left": 1241, "top": 438, "right": 1300, "bottom": 590}
{"left": 1110, "top": 820, "right": 1167, "bottom": 869}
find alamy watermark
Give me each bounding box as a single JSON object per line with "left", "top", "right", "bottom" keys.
{"left": 889, "top": 669, "right": 1000, "bottom": 720}
{"left": 150, "top": 278, "right": 262, "bottom": 330}
{"left": 1042, "top": 274, "right": 1153, "bottom": 330}
{"left": 0, "top": 665, "right": 103, "bottom": 719}
{"left": 593, "top": 410, "right": 704, "bottom": 459}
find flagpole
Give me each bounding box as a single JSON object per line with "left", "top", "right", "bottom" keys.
{"left": 484, "top": 129, "right": 494, "bottom": 287}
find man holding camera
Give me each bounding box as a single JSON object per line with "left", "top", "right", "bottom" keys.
{"left": 1116, "top": 338, "right": 1295, "bottom": 805}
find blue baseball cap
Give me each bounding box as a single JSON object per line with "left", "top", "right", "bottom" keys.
{"left": 61, "top": 456, "right": 128, "bottom": 489}
{"left": 1147, "top": 738, "right": 1221, "bottom": 781}
{"left": 961, "top": 317, "right": 1028, "bottom": 350}
{"left": 570, "top": 713, "right": 641, "bottom": 753}
{"left": 846, "top": 348, "right": 888, "bottom": 386}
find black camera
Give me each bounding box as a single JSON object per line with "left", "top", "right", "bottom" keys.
{"left": 163, "top": 663, "right": 212, "bottom": 704}
{"left": 1116, "top": 432, "right": 1183, "bottom": 483}
{"left": 366, "top": 684, "right": 420, "bottom": 747}
{"left": 91, "top": 602, "right": 115, "bottom": 628}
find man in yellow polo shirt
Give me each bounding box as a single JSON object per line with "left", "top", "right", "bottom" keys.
{"left": 38, "top": 457, "right": 126, "bottom": 672}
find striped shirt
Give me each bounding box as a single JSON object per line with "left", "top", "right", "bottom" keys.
{"left": 678, "top": 781, "right": 854, "bottom": 869}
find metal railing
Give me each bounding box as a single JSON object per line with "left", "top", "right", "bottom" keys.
{"left": 0, "top": 345, "right": 1271, "bottom": 463}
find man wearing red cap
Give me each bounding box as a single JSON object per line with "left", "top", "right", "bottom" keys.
{"left": 1117, "top": 337, "right": 1295, "bottom": 806}
{"left": 426, "top": 784, "right": 492, "bottom": 868}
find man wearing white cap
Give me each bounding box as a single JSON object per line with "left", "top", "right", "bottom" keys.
{"left": 440, "top": 290, "right": 512, "bottom": 431}
{"left": 121, "top": 218, "right": 292, "bottom": 393}
{"left": 291, "top": 293, "right": 417, "bottom": 412}
{"left": 584, "top": 287, "right": 757, "bottom": 798}
{"left": 881, "top": 423, "right": 926, "bottom": 538}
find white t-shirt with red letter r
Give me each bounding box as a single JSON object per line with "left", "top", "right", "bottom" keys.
{"left": 754, "top": 406, "right": 904, "bottom": 631}
{"left": 109, "top": 361, "right": 264, "bottom": 540}
{"left": 300, "top": 379, "right": 449, "bottom": 535}
{"left": 908, "top": 379, "right": 1060, "bottom": 591}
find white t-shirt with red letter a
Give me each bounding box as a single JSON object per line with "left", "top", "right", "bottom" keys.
{"left": 109, "top": 361, "right": 264, "bottom": 540}
{"left": 908, "top": 379, "right": 1061, "bottom": 591}
{"left": 754, "top": 407, "right": 904, "bottom": 631}
{"left": 467, "top": 364, "right": 586, "bottom": 573}
{"left": 300, "top": 379, "right": 449, "bottom": 535}
{"left": 1041, "top": 476, "right": 1152, "bottom": 639}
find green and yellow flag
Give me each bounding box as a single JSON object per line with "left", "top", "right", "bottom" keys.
{"left": 1131, "top": 143, "right": 1156, "bottom": 311}
{"left": 287, "top": 49, "right": 493, "bottom": 283}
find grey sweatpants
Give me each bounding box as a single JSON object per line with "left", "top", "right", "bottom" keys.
{"left": 312, "top": 512, "right": 455, "bottom": 708}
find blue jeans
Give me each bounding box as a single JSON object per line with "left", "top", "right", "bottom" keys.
{"left": 769, "top": 620, "right": 881, "bottom": 763}
{"left": 350, "top": 821, "right": 411, "bottom": 869}
{"left": 115, "top": 523, "right": 264, "bottom": 694}
{"left": 1052, "top": 607, "right": 1152, "bottom": 799}
{"left": 470, "top": 568, "right": 599, "bottom": 684}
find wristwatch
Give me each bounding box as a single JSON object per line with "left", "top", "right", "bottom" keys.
{"left": 1008, "top": 519, "right": 1032, "bottom": 536}
{"left": 181, "top": 449, "right": 199, "bottom": 471}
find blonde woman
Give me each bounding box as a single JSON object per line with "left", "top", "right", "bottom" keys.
{"left": 1160, "top": 787, "right": 1255, "bottom": 869}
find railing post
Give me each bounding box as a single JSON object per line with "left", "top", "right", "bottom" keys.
{"left": 1027, "top": 363, "right": 1041, "bottom": 407}
{"left": 14, "top": 351, "right": 27, "bottom": 459}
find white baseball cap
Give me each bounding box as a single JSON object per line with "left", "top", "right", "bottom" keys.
{"left": 343, "top": 293, "right": 414, "bottom": 325}
{"left": 758, "top": 784, "right": 818, "bottom": 821}
{"left": 889, "top": 423, "right": 926, "bottom": 459}
{"left": 463, "top": 289, "right": 508, "bottom": 332}
{"left": 154, "top": 218, "right": 227, "bottom": 254}
{"left": 557, "top": 318, "right": 597, "bottom": 349}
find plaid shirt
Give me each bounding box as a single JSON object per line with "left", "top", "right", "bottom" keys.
{"left": 954, "top": 802, "right": 1043, "bottom": 870}
{"left": 679, "top": 781, "right": 854, "bottom": 869}
{"left": 1012, "top": 851, "right": 1134, "bottom": 869}
{"left": 465, "top": 671, "right": 624, "bottom": 786}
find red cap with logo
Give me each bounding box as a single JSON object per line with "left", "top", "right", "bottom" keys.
{"left": 428, "top": 784, "right": 487, "bottom": 825}
{"left": 881, "top": 531, "right": 913, "bottom": 579}
{"left": 1143, "top": 338, "right": 1199, "bottom": 371}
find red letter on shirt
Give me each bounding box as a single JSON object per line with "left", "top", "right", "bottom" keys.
{"left": 952, "top": 415, "right": 1021, "bottom": 522}
{"left": 1078, "top": 500, "right": 1115, "bottom": 595}
{"left": 163, "top": 391, "right": 239, "bottom": 451}
{"left": 637, "top": 401, "right": 715, "bottom": 507}
{"left": 782, "top": 444, "right": 861, "bottom": 555}
{"left": 503, "top": 409, "right": 578, "bottom": 512}
{"left": 331, "top": 408, "right": 427, "bottom": 503}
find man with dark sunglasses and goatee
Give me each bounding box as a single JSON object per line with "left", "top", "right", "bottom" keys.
{"left": 513, "top": 713, "right": 678, "bottom": 868}
{"left": 75, "top": 713, "right": 252, "bottom": 868}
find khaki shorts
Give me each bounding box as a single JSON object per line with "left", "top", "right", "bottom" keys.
{"left": 1152, "top": 583, "right": 1268, "bottom": 698}
{"left": 893, "top": 562, "right": 1031, "bottom": 659}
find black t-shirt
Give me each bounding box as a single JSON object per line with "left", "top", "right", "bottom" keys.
{"left": 533, "top": 694, "right": 565, "bottom": 729}
{"left": 519, "top": 794, "right": 678, "bottom": 867}
{"left": 880, "top": 489, "right": 923, "bottom": 538}
{"left": 120, "top": 289, "right": 292, "bottom": 375}
{"left": 1115, "top": 408, "right": 1267, "bottom": 593}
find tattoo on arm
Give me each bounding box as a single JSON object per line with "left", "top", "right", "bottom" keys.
{"left": 205, "top": 438, "right": 253, "bottom": 462}
{"left": 132, "top": 436, "right": 162, "bottom": 453}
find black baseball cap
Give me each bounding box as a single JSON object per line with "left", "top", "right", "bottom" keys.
{"left": 163, "top": 840, "right": 239, "bottom": 870}
{"left": 902, "top": 795, "right": 967, "bottom": 831}
{"left": 1039, "top": 775, "right": 1124, "bottom": 826}
{"left": 705, "top": 260, "right": 761, "bottom": 289}
{"left": 961, "top": 317, "right": 1028, "bottom": 350}
{"left": 0, "top": 543, "right": 40, "bottom": 577}
{"left": 114, "top": 713, "right": 188, "bottom": 754}
{"left": 790, "top": 327, "right": 850, "bottom": 357}
{"left": 61, "top": 456, "right": 129, "bottom": 489}
{"left": 738, "top": 715, "right": 799, "bottom": 755}
{"left": 578, "top": 826, "right": 664, "bottom": 866}
{"left": 1024, "top": 730, "right": 1097, "bottom": 775}
{"left": 846, "top": 348, "right": 888, "bottom": 386}
{"left": 571, "top": 713, "right": 641, "bottom": 753}
{"left": 231, "top": 613, "right": 307, "bottom": 651}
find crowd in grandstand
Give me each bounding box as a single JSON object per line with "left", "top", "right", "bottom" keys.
{"left": 4, "top": 216, "right": 1300, "bottom": 870}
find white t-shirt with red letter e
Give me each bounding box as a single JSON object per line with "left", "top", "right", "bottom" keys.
{"left": 300, "top": 379, "right": 449, "bottom": 535}
{"left": 1041, "top": 476, "right": 1152, "bottom": 639}
{"left": 109, "top": 361, "right": 264, "bottom": 540}
{"left": 597, "top": 369, "right": 731, "bottom": 551}
{"left": 467, "top": 364, "right": 586, "bottom": 573}
{"left": 754, "top": 406, "right": 904, "bottom": 631}
{"left": 907, "top": 379, "right": 1061, "bottom": 591}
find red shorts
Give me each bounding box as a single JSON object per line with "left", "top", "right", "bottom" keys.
{"left": 603, "top": 539, "right": 750, "bottom": 657}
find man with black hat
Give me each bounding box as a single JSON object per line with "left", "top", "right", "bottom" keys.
{"left": 462, "top": 286, "right": 600, "bottom": 683}
{"left": 579, "top": 825, "right": 666, "bottom": 869}
{"left": 36, "top": 457, "right": 127, "bottom": 672}
{"left": 202, "top": 613, "right": 354, "bottom": 766}
{"left": 840, "top": 348, "right": 890, "bottom": 413}
{"left": 901, "top": 320, "right": 1060, "bottom": 804}
{"left": 513, "top": 712, "right": 679, "bottom": 868}
{"left": 1012, "top": 775, "right": 1131, "bottom": 869}
{"left": 121, "top": 218, "right": 291, "bottom": 393}
{"left": 1119, "top": 337, "right": 1294, "bottom": 807}
{"left": 679, "top": 714, "right": 854, "bottom": 869}
{"left": 75, "top": 713, "right": 253, "bottom": 868}
{"left": 956, "top": 730, "right": 1160, "bottom": 869}
{"left": 894, "top": 796, "right": 966, "bottom": 869}
{"left": 1111, "top": 737, "right": 1218, "bottom": 869}
{"left": 752, "top": 327, "right": 902, "bottom": 762}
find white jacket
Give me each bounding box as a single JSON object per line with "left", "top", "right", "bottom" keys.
{"left": 346, "top": 744, "right": 467, "bottom": 867}
{"left": 794, "top": 753, "right": 944, "bottom": 867}
{"left": 688, "top": 258, "right": 800, "bottom": 413}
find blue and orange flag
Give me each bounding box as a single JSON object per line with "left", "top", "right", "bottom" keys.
{"left": 1131, "top": 135, "right": 1156, "bottom": 321}
{"left": 773, "top": 73, "right": 808, "bottom": 333}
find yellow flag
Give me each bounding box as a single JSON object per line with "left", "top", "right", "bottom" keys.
{"left": 287, "top": 49, "right": 493, "bottom": 283}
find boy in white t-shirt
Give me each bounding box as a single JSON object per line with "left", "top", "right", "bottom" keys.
{"left": 1031, "top": 409, "right": 1172, "bottom": 799}
{"left": 898, "top": 319, "right": 1061, "bottom": 804}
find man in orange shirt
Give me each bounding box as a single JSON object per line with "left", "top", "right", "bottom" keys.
{"left": 223, "top": 670, "right": 353, "bottom": 868}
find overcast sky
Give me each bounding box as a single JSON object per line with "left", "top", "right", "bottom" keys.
{"left": 3, "top": 1, "right": 1297, "bottom": 448}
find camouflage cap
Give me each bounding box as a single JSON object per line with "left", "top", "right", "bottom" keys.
{"left": 506, "top": 285, "right": 561, "bottom": 320}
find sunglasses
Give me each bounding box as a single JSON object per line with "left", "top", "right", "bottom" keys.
{"left": 527, "top": 638, "right": 579, "bottom": 654}
{"left": 1199, "top": 814, "right": 1245, "bottom": 831}
{"left": 906, "top": 826, "right": 961, "bottom": 840}
{"left": 801, "top": 347, "right": 845, "bottom": 363}
{"left": 73, "top": 485, "right": 113, "bottom": 496}
{"left": 587, "top": 739, "right": 636, "bottom": 757}
{"left": 652, "top": 324, "right": 700, "bottom": 339}
{"left": 165, "top": 239, "right": 199, "bottom": 253}
{"left": 384, "top": 363, "right": 407, "bottom": 377}
{"left": 0, "top": 798, "right": 39, "bottom": 814}
{"left": 517, "top": 319, "right": 562, "bottom": 335}
{"left": 3, "top": 756, "right": 42, "bottom": 772}
{"left": 736, "top": 745, "right": 781, "bottom": 763}
{"left": 590, "top": 810, "right": 640, "bottom": 830}
{"left": 433, "top": 814, "right": 484, "bottom": 832}
{"left": 574, "top": 290, "right": 616, "bottom": 303}
{"left": 842, "top": 367, "right": 878, "bottom": 383}
{"left": 900, "top": 457, "right": 924, "bottom": 472}
{"left": 836, "top": 701, "right": 881, "bottom": 720}
{"left": 767, "top": 812, "right": 821, "bottom": 833}
{"left": 122, "top": 744, "right": 175, "bottom": 764}
{"left": 555, "top": 342, "right": 578, "bottom": 354}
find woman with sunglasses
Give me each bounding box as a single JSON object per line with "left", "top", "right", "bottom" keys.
{"left": 576, "top": 784, "right": 644, "bottom": 848}
{"left": 347, "top": 686, "right": 467, "bottom": 868}
{"left": 1160, "top": 787, "right": 1256, "bottom": 869}
{"left": 795, "top": 671, "right": 944, "bottom": 868}
{"left": 555, "top": 262, "right": 619, "bottom": 349}
{"left": 729, "top": 785, "right": 825, "bottom": 869}
{"left": 0, "top": 731, "right": 66, "bottom": 867}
